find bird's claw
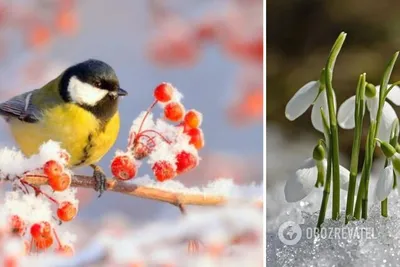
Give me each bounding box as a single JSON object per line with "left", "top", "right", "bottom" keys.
{"left": 91, "top": 165, "right": 107, "bottom": 197}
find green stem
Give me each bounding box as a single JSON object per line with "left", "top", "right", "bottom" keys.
{"left": 362, "top": 122, "right": 376, "bottom": 220}
{"left": 381, "top": 159, "right": 390, "bottom": 217}
{"left": 325, "top": 32, "right": 346, "bottom": 220}
{"left": 345, "top": 73, "right": 366, "bottom": 224}
{"left": 381, "top": 120, "right": 399, "bottom": 217}
{"left": 317, "top": 150, "right": 332, "bottom": 229}
{"left": 315, "top": 160, "right": 325, "bottom": 187}
{"left": 355, "top": 52, "right": 399, "bottom": 220}
{"left": 381, "top": 199, "right": 388, "bottom": 217}
{"left": 354, "top": 123, "right": 374, "bottom": 219}
{"left": 317, "top": 109, "right": 332, "bottom": 228}
{"left": 354, "top": 164, "right": 366, "bottom": 219}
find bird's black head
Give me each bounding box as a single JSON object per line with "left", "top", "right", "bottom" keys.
{"left": 59, "top": 59, "right": 128, "bottom": 121}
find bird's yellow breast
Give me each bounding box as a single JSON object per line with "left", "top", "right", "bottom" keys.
{"left": 8, "top": 104, "right": 120, "bottom": 167}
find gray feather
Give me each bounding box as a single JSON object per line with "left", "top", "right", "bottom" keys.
{"left": 0, "top": 90, "right": 42, "bottom": 123}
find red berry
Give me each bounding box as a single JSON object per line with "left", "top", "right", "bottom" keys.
{"left": 175, "top": 151, "right": 198, "bottom": 174}
{"left": 164, "top": 102, "right": 185, "bottom": 122}
{"left": 9, "top": 215, "right": 25, "bottom": 236}
{"left": 111, "top": 155, "right": 137, "bottom": 180}
{"left": 34, "top": 235, "right": 53, "bottom": 250}
{"left": 184, "top": 109, "right": 202, "bottom": 128}
{"left": 154, "top": 83, "right": 174, "bottom": 102}
{"left": 4, "top": 256, "right": 17, "bottom": 267}
{"left": 43, "top": 160, "right": 63, "bottom": 179}
{"left": 30, "top": 221, "right": 51, "bottom": 240}
{"left": 152, "top": 161, "right": 176, "bottom": 182}
{"left": 57, "top": 201, "right": 77, "bottom": 222}
{"left": 177, "top": 122, "right": 191, "bottom": 133}
{"left": 55, "top": 244, "right": 74, "bottom": 256}
{"left": 187, "top": 128, "right": 205, "bottom": 150}
{"left": 48, "top": 172, "right": 71, "bottom": 191}
{"left": 132, "top": 142, "right": 151, "bottom": 160}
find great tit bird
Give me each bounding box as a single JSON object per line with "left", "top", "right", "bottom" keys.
{"left": 0, "top": 59, "right": 127, "bottom": 196}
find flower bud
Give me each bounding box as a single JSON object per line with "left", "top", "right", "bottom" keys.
{"left": 396, "top": 143, "right": 400, "bottom": 154}
{"left": 380, "top": 141, "right": 396, "bottom": 158}
{"left": 313, "top": 142, "right": 325, "bottom": 161}
{"left": 365, "top": 83, "right": 377, "bottom": 98}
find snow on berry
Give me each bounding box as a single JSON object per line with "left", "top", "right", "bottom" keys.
{"left": 9, "top": 215, "right": 26, "bottom": 236}
{"left": 152, "top": 161, "right": 177, "bottom": 182}
{"left": 48, "top": 171, "right": 71, "bottom": 192}
{"left": 34, "top": 235, "right": 54, "bottom": 250}
{"left": 175, "top": 150, "right": 198, "bottom": 174}
{"left": 164, "top": 102, "right": 185, "bottom": 122}
{"left": 43, "top": 160, "right": 63, "bottom": 180}
{"left": 116, "top": 83, "right": 203, "bottom": 183}
{"left": 111, "top": 153, "right": 138, "bottom": 180}
{"left": 184, "top": 109, "right": 203, "bottom": 128}
{"left": 0, "top": 141, "right": 68, "bottom": 179}
{"left": 57, "top": 201, "right": 77, "bottom": 222}
{"left": 4, "top": 192, "right": 52, "bottom": 225}
{"left": 154, "top": 82, "right": 174, "bottom": 102}
{"left": 186, "top": 128, "right": 205, "bottom": 150}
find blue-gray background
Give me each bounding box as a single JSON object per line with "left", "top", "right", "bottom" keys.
{"left": 0, "top": 0, "right": 263, "bottom": 224}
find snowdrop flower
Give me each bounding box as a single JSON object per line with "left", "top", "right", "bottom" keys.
{"left": 284, "top": 144, "right": 349, "bottom": 203}
{"left": 377, "top": 141, "right": 400, "bottom": 198}
{"left": 338, "top": 84, "right": 400, "bottom": 141}
{"left": 375, "top": 164, "right": 395, "bottom": 201}
{"left": 285, "top": 80, "right": 336, "bottom": 133}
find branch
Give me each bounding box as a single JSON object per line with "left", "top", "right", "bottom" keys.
{"left": 20, "top": 175, "right": 229, "bottom": 207}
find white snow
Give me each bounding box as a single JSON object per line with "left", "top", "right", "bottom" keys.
{"left": 267, "top": 178, "right": 400, "bottom": 266}
{"left": 131, "top": 175, "right": 262, "bottom": 200}
{"left": 0, "top": 141, "right": 69, "bottom": 179}
{"left": 129, "top": 111, "right": 155, "bottom": 137}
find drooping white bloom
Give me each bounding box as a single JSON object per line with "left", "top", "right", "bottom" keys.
{"left": 284, "top": 158, "right": 349, "bottom": 203}
{"left": 285, "top": 81, "right": 336, "bottom": 132}
{"left": 338, "top": 85, "right": 400, "bottom": 141}
{"left": 375, "top": 164, "right": 395, "bottom": 201}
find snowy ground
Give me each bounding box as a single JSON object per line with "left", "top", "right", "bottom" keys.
{"left": 267, "top": 125, "right": 400, "bottom": 267}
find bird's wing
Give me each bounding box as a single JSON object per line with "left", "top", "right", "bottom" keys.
{"left": 0, "top": 90, "right": 42, "bottom": 123}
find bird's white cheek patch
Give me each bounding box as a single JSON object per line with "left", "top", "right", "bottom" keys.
{"left": 68, "top": 76, "right": 108, "bottom": 106}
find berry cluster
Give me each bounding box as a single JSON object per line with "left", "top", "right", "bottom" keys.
{"left": 111, "top": 83, "right": 205, "bottom": 182}
{"left": 7, "top": 154, "right": 78, "bottom": 257}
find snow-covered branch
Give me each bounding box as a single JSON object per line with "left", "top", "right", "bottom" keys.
{"left": 21, "top": 174, "right": 230, "bottom": 206}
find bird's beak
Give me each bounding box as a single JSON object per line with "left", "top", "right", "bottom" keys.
{"left": 118, "top": 88, "right": 128, "bottom": 96}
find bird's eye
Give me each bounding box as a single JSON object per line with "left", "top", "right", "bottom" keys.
{"left": 94, "top": 81, "right": 102, "bottom": 88}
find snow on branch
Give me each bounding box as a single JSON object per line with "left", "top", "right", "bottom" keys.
{"left": 21, "top": 174, "right": 262, "bottom": 207}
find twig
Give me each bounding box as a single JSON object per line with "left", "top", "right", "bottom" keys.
{"left": 178, "top": 203, "right": 187, "bottom": 215}
{"left": 20, "top": 175, "right": 229, "bottom": 207}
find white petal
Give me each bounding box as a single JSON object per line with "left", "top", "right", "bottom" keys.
{"left": 311, "top": 90, "right": 336, "bottom": 133}
{"left": 366, "top": 94, "right": 379, "bottom": 121}
{"left": 386, "top": 85, "right": 400, "bottom": 106}
{"left": 375, "top": 165, "right": 394, "bottom": 201}
{"left": 337, "top": 96, "right": 356, "bottom": 129}
{"left": 284, "top": 158, "right": 318, "bottom": 202}
{"left": 339, "top": 165, "right": 350, "bottom": 190}
{"left": 376, "top": 102, "right": 398, "bottom": 142}
{"left": 285, "top": 81, "right": 319, "bottom": 121}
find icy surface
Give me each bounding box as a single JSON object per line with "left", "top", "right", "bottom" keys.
{"left": 267, "top": 180, "right": 400, "bottom": 266}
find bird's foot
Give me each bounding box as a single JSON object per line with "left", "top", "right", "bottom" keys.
{"left": 90, "top": 164, "right": 107, "bottom": 197}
